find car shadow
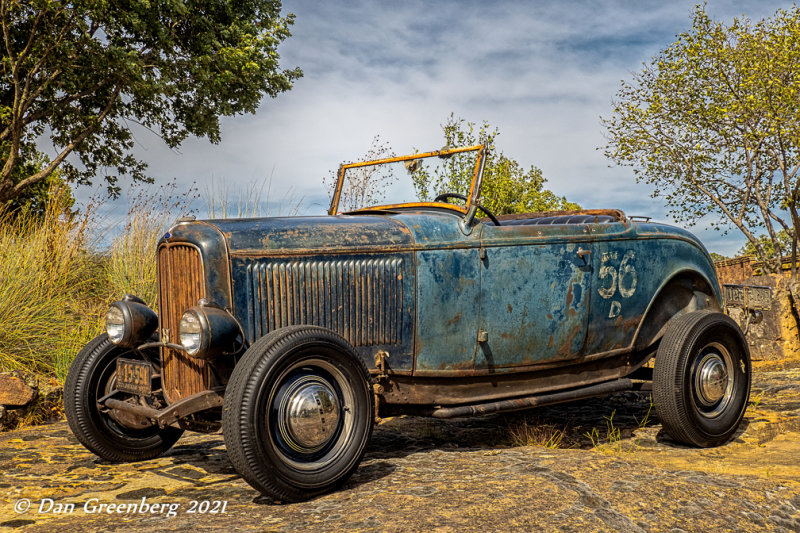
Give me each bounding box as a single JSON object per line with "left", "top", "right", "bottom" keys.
{"left": 144, "top": 390, "right": 674, "bottom": 504}
{"left": 366, "top": 390, "right": 661, "bottom": 459}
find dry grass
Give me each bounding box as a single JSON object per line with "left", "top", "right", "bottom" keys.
{"left": 506, "top": 415, "right": 574, "bottom": 449}
{"left": 0, "top": 177, "right": 300, "bottom": 385}
{"left": 103, "top": 182, "right": 197, "bottom": 308}
{"left": 0, "top": 182, "right": 196, "bottom": 382}
{"left": 0, "top": 184, "right": 99, "bottom": 379}
{"left": 205, "top": 174, "right": 303, "bottom": 219}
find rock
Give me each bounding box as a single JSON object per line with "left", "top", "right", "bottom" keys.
{"left": 0, "top": 373, "right": 36, "bottom": 406}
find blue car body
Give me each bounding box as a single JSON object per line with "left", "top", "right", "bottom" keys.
{"left": 161, "top": 206, "right": 721, "bottom": 408}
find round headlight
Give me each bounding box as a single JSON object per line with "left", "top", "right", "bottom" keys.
{"left": 179, "top": 311, "right": 203, "bottom": 355}
{"left": 106, "top": 305, "right": 126, "bottom": 344}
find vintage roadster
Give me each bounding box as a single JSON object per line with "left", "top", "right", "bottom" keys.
{"left": 65, "top": 144, "right": 751, "bottom": 502}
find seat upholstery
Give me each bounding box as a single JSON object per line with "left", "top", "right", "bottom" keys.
{"left": 501, "top": 214, "right": 618, "bottom": 226}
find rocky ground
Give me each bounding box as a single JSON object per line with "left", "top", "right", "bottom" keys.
{"left": 0, "top": 367, "right": 799, "bottom": 532}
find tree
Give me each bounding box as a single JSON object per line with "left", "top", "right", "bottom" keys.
{"left": 602, "top": 5, "right": 800, "bottom": 317}
{"left": 412, "top": 114, "right": 580, "bottom": 215}
{"left": 324, "top": 135, "right": 397, "bottom": 212}
{"left": 738, "top": 230, "right": 793, "bottom": 259}
{"left": 0, "top": 0, "right": 301, "bottom": 205}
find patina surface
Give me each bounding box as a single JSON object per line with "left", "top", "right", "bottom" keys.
{"left": 2, "top": 366, "right": 798, "bottom": 532}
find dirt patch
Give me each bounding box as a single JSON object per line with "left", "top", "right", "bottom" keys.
{"left": 0, "top": 369, "right": 798, "bottom": 532}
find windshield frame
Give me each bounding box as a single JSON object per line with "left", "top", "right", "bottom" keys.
{"left": 327, "top": 144, "right": 488, "bottom": 221}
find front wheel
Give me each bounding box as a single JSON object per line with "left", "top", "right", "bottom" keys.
{"left": 222, "top": 326, "right": 374, "bottom": 502}
{"left": 64, "top": 334, "right": 183, "bottom": 462}
{"left": 653, "top": 310, "right": 751, "bottom": 447}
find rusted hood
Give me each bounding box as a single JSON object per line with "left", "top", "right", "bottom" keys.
{"left": 198, "top": 215, "right": 414, "bottom": 254}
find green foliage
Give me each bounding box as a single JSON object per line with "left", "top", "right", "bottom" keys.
{"left": 0, "top": 0, "right": 301, "bottom": 203}
{"left": 709, "top": 252, "right": 729, "bottom": 262}
{"left": 602, "top": 5, "right": 800, "bottom": 273}
{"left": 413, "top": 114, "right": 580, "bottom": 215}
{"left": 0, "top": 140, "right": 74, "bottom": 217}
{"left": 738, "top": 230, "right": 794, "bottom": 259}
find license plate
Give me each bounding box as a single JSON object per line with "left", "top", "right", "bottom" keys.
{"left": 722, "top": 284, "right": 772, "bottom": 310}
{"left": 116, "top": 358, "right": 152, "bottom": 395}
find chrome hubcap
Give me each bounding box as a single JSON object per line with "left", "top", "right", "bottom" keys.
{"left": 697, "top": 356, "right": 728, "bottom": 404}
{"left": 693, "top": 343, "right": 734, "bottom": 418}
{"left": 269, "top": 357, "right": 356, "bottom": 471}
{"left": 280, "top": 376, "right": 340, "bottom": 452}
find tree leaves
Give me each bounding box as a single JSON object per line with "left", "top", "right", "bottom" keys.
{"left": 0, "top": 0, "right": 301, "bottom": 204}
{"left": 602, "top": 5, "right": 800, "bottom": 273}
{"left": 413, "top": 114, "right": 580, "bottom": 215}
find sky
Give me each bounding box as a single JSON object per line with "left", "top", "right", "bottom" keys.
{"left": 74, "top": 0, "right": 793, "bottom": 255}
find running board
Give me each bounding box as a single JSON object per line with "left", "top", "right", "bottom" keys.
{"left": 429, "top": 378, "right": 636, "bottom": 419}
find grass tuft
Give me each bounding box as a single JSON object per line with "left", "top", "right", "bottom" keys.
{"left": 506, "top": 415, "right": 572, "bottom": 449}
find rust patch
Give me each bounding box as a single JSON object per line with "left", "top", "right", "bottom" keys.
{"left": 446, "top": 312, "right": 462, "bottom": 327}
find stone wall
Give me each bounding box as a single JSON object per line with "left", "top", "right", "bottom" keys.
{"left": 714, "top": 257, "right": 800, "bottom": 363}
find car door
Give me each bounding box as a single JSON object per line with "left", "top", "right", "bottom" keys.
{"left": 405, "top": 212, "right": 483, "bottom": 374}
{"left": 477, "top": 223, "right": 593, "bottom": 369}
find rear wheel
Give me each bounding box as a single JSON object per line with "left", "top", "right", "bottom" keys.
{"left": 64, "top": 334, "right": 183, "bottom": 462}
{"left": 222, "top": 326, "right": 374, "bottom": 502}
{"left": 653, "top": 311, "right": 751, "bottom": 447}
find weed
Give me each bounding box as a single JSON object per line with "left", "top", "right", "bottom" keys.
{"left": 506, "top": 415, "right": 572, "bottom": 449}
{"left": 633, "top": 399, "right": 654, "bottom": 430}
{"left": 205, "top": 173, "right": 303, "bottom": 219}
{"left": 585, "top": 409, "right": 623, "bottom": 451}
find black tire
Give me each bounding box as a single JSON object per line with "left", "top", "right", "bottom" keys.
{"left": 222, "top": 326, "right": 374, "bottom": 502}
{"left": 64, "top": 334, "right": 183, "bottom": 462}
{"left": 653, "top": 310, "right": 751, "bottom": 447}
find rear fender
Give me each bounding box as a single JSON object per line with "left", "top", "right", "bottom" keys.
{"left": 632, "top": 271, "right": 721, "bottom": 352}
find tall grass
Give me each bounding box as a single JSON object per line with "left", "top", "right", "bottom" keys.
{"left": 0, "top": 175, "right": 298, "bottom": 384}
{"left": 205, "top": 174, "right": 304, "bottom": 219}
{"left": 0, "top": 182, "right": 196, "bottom": 381}
{"left": 104, "top": 182, "right": 197, "bottom": 308}
{"left": 0, "top": 185, "right": 100, "bottom": 379}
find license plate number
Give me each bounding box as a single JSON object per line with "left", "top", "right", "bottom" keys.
{"left": 723, "top": 284, "right": 772, "bottom": 310}
{"left": 116, "top": 359, "right": 152, "bottom": 395}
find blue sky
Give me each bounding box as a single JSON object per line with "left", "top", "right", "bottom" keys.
{"left": 77, "top": 0, "right": 792, "bottom": 255}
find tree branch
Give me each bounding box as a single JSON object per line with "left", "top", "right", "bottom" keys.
{"left": 5, "top": 85, "right": 121, "bottom": 200}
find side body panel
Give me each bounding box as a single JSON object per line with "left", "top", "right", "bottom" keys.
{"left": 477, "top": 224, "right": 593, "bottom": 369}
{"left": 230, "top": 252, "right": 416, "bottom": 372}
{"left": 584, "top": 222, "right": 722, "bottom": 354}
{"left": 388, "top": 212, "right": 483, "bottom": 373}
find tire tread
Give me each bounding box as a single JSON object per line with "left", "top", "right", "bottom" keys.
{"left": 222, "top": 326, "right": 373, "bottom": 502}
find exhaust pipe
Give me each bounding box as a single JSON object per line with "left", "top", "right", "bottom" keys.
{"left": 429, "top": 378, "right": 635, "bottom": 419}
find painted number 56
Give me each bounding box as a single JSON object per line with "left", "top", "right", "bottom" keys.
{"left": 598, "top": 251, "right": 637, "bottom": 317}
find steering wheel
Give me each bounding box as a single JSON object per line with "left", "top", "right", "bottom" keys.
{"left": 433, "top": 193, "right": 501, "bottom": 226}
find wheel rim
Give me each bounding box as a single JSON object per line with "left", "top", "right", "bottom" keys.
{"left": 279, "top": 375, "right": 341, "bottom": 453}
{"left": 691, "top": 342, "right": 735, "bottom": 419}
{"left": 268, "top": 357, "right": 354, "bottom": 471}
